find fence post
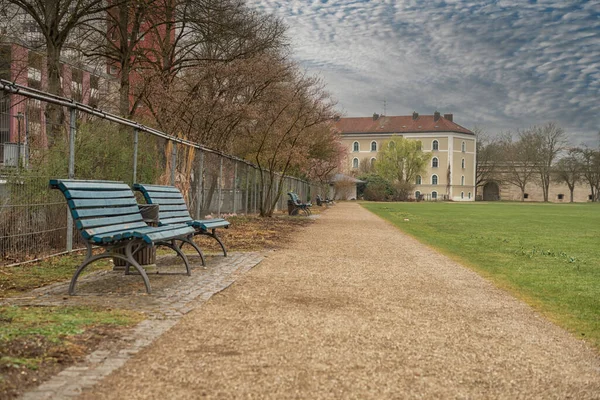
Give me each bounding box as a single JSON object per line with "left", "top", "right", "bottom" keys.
{"left": 170, "top": 141, "right": 177, "bottom": 186}
{"left": 195, "top": 150, "right": 204, "bottom": 219}
{"left": 218, "top": 157, "right": 223, "bottom": 217}
{"left": 66, "top": 107, "right": 76, "bottom": 252}
{"left": 132, "top": 129, "right": 139, "bottom": 184}
{"left": 274, "top": 175, "right": 279, "bottom": 212}
{"left": 233, "top": 162, "right": 238, "bottom": 214}
{"left": 245, "top": 164, "right": 249, "bottom": 215}
{"left": 254, "top": 168, "right": 258, "bottom": 214}
{"left": 24, "top": 111, "right": 29, "bottom": 168}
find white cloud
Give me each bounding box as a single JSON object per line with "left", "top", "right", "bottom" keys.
{"left": 246, "top": 0, "right": 600, "bottom": 145}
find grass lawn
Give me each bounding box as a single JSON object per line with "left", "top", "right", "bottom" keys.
{"left": 362, "top": 201, "right": 600, "bottom": 350}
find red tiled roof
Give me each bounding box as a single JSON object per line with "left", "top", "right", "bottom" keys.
{"left": 334, "top": 114, "right": 473, "bottom": 135}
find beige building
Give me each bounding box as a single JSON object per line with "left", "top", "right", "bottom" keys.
{"left": 334, "top": 112, "right": 476, "bottom": 201}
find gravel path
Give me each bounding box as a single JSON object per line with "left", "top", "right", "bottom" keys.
{"left": 79, "top": 202, "right": 600, "bottom": 399}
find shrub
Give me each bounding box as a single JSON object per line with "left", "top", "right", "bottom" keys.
{"left": 357, "top": 174, "right": 394, "bottom": 201}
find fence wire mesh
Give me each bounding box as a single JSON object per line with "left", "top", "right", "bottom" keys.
{"left": 0, "top": 82, "right": 325, "bottom": 266}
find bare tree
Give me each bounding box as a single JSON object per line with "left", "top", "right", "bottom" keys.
{"left": 0, "top": 0, "right": 109, "bottom": 139}
{"left": 553, "top": 149, "right": 582, "bottom": 203}
{"left": 138, "top": 0, "right": 286, "bottom": 130}
{"left": 474, "top": 127, "right": 501, "bottom": 196}
{"left": 531, "top": 122, "right": 568, "bottom": 202}
{"left": 500, "top": 131, "right": 538, "bottom": 201}
{"left": 237, "top": 68, "right": 337, "bottom": 216}
{"left": 574, "top": 147, "right": 600, "bottom": 201}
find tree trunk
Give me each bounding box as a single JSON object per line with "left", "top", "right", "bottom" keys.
{"left": 44, "top": 42, "right": 65, "bottom": 145}
{"left": 520, "top": 187, "right": 525, "bottom": 202}
{"left": 118, "top": 2, "right": 131, "bottom": 117}
{"left": 570, "top": 187, "right": 574, "bottom": 203}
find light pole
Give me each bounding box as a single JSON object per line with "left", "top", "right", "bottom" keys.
{"left": 15, "top": 112, "right": 24, "bottom": 169}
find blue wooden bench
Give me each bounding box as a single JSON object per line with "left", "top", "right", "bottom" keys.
{"left": 133, "top": 183, "right": 230, "bottom": 263}
{"left": 315, "top": 194, "right": 333, "bottom": 207}
{"left": 287, "top": 192, "right": 312, "bottom": 216}
{"left": 50, "top": 179, "right": 197, "bottom": 295}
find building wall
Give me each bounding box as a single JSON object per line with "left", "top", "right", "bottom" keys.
{"left": 481, "top": 180, "right": 594, "bottom": 203}
{"left": 341, "top": 131, "right": 476, "bottom": 201}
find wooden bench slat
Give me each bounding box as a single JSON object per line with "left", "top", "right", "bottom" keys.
{"left": 146, "top": 198, "right": 186, "bottom": 205}
{"left": 81, "top": 221, "right": 149, "bottom": 239}
{"left": 159, "top": 210, "right": 192, "bottom": 219}
{"left": 191, "top": 220, "right": 230, "bottom": 230}
{"left": 156, "top": 204, "right": 189, "bottom": 212}
{"left": 68, "top": 198, "right": 138, "bottom": 208}
{"left": 134, "top": 184, "right": 181, "bottom": 193}
{"left": 143, "top": 191, "right": 184, "bottom": 199}
{"left": 65, "top": 189, "right": 135, "bottom": 199}
{"left": 50, "top": 180, "right": 130, "bottom": 191}
{"left": 73, "top": 205, "right": 141, "bottom": 219}
{"left": 160, "top": 216, "right": 194, "bottom": 225}
{"left": 136, "top": 225, "right": 195, "bottom": 244}
{"left": 76, "top": 213, "right": 144, "bottom": 229}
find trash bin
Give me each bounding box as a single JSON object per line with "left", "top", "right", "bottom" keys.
{"left": 287, "top": 200, "right": 298, "bottom": 216}
{"left": 113, "top": 204, "right": 159, "bottom": 269}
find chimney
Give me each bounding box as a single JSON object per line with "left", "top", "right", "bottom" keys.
{"left": 434, "top": 111, "right": 440, "bottom": 122}
{"left": 373, "top": 113, "right": 379, "bottom": 121}
{"left": 412, "top": 111, "right": 419, "bottom": 120}
{"left": 443, "top": 113, "right": 453, "bottom": 122}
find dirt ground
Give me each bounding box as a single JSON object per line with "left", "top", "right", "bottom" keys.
{"left": 0, "top": 214, "right": 313, "bottom": 400}
{"left": 77, "top": 202, "right": 600, "bottom": 399}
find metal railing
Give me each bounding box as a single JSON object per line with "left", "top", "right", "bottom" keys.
{"left": 0, "top": 79, "right": 325, "bottom": 266}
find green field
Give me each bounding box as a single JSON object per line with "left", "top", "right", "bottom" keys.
{"left": 362, "top": 201, "right": 600, "bottom": 350}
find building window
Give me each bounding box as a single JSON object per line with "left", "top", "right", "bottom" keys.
{"left": 353, "top": 141, "right": 359, "bottom": 152}
{"left": 371, "top": 141, "right": 377, "bottom": 152}
{"left": 352, "top": 158, "right": 359, "bottom": 169}
{"left": 432, "top": 157, "right": 439, "bottom": 168}
{"left": 431, "top": 174, "right": 438, "bottom": 185}
{"left": 558, "top": 194, "right": 564, "bottom": 200}
{"left": 432, "top": 191, "right": 438, "bottom": 200}
{"left": 461, "top": 141, "right": 466, "bottom": 152}
{"left": 432, "top": 140, "right": 439, "bottom": 151}
{"left": 415, "top": 190, "right": 421, "bottom": 199}
{"left": 589, "top": 194, "right": 594, "bottom": 201}
{"left": 461, "top": 192, "right": 464, "bottom": 199}
{"left": 524, "top": 193, "right": 529, "bottom": 199}
{"left": 468, "top": 192, "right": 471, "bottom": 199}
{"left": 461, "top": 176, "right": 465, "bottom": 186}
{"left": 416, "top": 175, "right": 422, "bottom": 185}
{"left": 370, "top": 157, "right": 376, "bottom": 166}
{"left": 461, "top": 158, "right": 465, "bottom": 169}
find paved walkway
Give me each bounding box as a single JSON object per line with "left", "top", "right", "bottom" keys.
{"left": 23, "top": 203, "right": 600, "bottom": 398}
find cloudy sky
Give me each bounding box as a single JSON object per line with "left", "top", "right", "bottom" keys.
{"left": 246, "top": 0, "right": 600, "bottom": 145}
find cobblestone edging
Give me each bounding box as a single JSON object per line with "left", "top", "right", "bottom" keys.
{"left": 14, "top": 252, "right": 263, "bottom": 400}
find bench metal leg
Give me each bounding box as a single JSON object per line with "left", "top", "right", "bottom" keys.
{"left": 201, "top": 230, "right": 227, "bottom": 257}
{"left": 70, "top": 240, "right": 152, "bottom": 295}
{"left": 173, "top": 237, "right": 206, "bottom": 267}
{"left": 157, "top": 241, "right": 192, "bottom": 275}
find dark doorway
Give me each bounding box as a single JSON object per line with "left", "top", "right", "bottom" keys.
{"left": 483, "top": 182, "right": 500, "bottom": 201}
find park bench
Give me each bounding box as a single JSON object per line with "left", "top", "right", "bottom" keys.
{"left": 133, "top": 183, "right": 230, "bottom": 264}
{"left": 50, "top": 179, "right": 196, "bottom": 295}
{"left": 287, "top": 192, "right": 312, "bottom": 216}
{"left": 315, "top": 194, "right": 334, "bottom": 207}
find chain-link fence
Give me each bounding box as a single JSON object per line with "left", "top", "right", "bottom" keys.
{"left": 0, "top": 80, "right": 326, "bottom": 266}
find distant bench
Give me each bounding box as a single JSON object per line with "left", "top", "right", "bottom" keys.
{"left": 287, "top": 192, "right": 312, "bottom": 216}
{"left": 133, "top": 183, "right": 230, "bottom": 263}
{"left": 50, "top": 179, "right": 196, "bottom": 295}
